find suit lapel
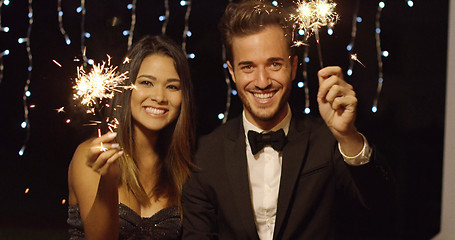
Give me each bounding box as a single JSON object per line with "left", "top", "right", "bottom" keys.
{"left": 274, "top": 116, "right": 311, "bottom": 239}
{"left": 224, "top": 118, "right": 259, "bottom": 239}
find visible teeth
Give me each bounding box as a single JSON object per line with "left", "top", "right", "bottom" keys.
{"left": 145, "top": 107, "right": 165, "bottom": 115}
{"left": 254, "top": 92, "right": 273, "bottom": 99}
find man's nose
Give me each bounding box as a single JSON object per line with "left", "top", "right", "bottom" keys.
{"left": 255, "top": 68, "right": 272, "bottom": 89}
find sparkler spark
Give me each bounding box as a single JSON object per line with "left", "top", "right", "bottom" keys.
{"left": 52, "top": 59, "right": 62, "bottom": 67}
{"left": 290, "top": 0, "right": 339, "bottom": 38}
{"left": 73, "top": 56, "right": 129, "bottom": 107}
{"left": 351, "top": 53, "right": 366, "bottom": 68}
{"left": 55, "top": 106, "right": 65, "bottom": 113}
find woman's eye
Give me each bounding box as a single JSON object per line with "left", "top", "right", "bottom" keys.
{"left": 167, "top": 84, "right": 181, "bottom": 90}
{"left": 139, "top": 80, "right": 153, "bottom": 86}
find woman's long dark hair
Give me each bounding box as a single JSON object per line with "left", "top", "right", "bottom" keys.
{"left": 108, "top": 35, "right": 195, "bottom": 207}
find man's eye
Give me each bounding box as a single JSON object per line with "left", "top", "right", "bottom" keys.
{"left": 269, "top": 62, "right": 282, "bottom": 70}
{"left": 241, "top": 65, "right": 254, "bottom": 73}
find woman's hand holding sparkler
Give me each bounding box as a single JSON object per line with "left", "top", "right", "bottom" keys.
{"left": 85, "top": 132, "right": 123, "bottom": 178}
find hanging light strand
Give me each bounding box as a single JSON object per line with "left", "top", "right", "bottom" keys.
{"left": 302, "top": 45, "right": 310, "bottom": 114}
{"left": 19, "top": 0, "right": 34, "bottom": 156}
{"left": 221, "top": 45, "right": 232, "bottom": 123}
{"left": 161, "top": 0, "right": 170, "bottom": 34}
{"left": 57, "top": 0, "right": 71, "bottom": 45}
{"left": 181, "top": 0, "right": 192, "bottom": 54}
{"left": 79, "top": 0, "right": 87, "bottom": 66}
{"left": 0, "top": 0, "right": 9, "bottom": 84}
{"left": 127, "top": 0, "right": 137, "bottom": 50}
{"left": 372, "top": 2, "right": 385, "bottom": 113}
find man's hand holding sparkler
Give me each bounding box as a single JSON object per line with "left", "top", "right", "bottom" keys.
{"left": 85, "top": 132, "right": 123, "bottom": 178}
{"left": 317, "top": 66, "right": 364, "bottom": 159}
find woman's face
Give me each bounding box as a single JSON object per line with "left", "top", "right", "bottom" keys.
{"left": 130, "top": 54, "right": 182, "bottom": 132}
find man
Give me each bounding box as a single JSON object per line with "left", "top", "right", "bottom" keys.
{"left": 182, "top": 1, "right": 392, "bottom": 239}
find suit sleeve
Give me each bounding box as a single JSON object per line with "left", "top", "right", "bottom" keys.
{"left": 182, "top": 167, "right": 219, "bottom": 240}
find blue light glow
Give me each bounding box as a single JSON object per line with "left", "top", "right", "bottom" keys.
{"left": 304, "top": 108, "right": 311, "bottom": 114}
{"left": 218, "top": 113, "right": 225, "bottom": 120}
{"left": 297, "top": 82, "right": 304, "bottom": 88}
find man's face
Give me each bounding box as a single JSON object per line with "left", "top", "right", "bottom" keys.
{"left": 228, "top": 25, "right": 297, "bottom": 130}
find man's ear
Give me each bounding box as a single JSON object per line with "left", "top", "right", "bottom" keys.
{"left": 227, "top": 60, "right": 236, "bottom": 83}
{"left": 291, "top": 56, "right": 298, "bottom": 81}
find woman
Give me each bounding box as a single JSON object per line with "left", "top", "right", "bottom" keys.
{"left": 67, "top": 35, "right": 195, "bottom": 239}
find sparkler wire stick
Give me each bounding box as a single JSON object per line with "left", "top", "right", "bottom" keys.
{"left": 314, "top": 28, "right": 324, "bottom": 68}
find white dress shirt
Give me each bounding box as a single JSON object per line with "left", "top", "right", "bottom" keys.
{"left": 242, "top": 105, "right": 372, "bottom": 240}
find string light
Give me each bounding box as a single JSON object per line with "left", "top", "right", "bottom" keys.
{"left": 302, "top": 45, "right": 311, "bottom": 114}
{"left": 57, "top": 0, "right": 71, "bottom": 45}
{"left": 181, "top": 0, "right": 192, "bottom": 54}
{"left": 126, "top": 0, "right": 137, "bottom": 50}
{"left": 372, "top": 1, "right": 386, "bottom": 113}
{"left": 17, "top": 0, "right": 34, "bottom": 157}
{"left": 406, "top": 0, "right": 414, "bottom": 7}
{"left": 161, "top": 0, "right": 170, "bottom": 34}
{"left": 221, "top": 45, "right": 232, "bottom": 123}
{"left": 79, "top": 0, "right": 88, "bottom": 66}
{"left": 0, "top": 0, "right": 9, "bottom": 84}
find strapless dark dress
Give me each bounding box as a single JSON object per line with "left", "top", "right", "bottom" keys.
{"left": 67, "top": 203, "right": 181, "bottom": 240}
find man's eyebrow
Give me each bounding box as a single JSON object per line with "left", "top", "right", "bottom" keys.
{"left": 237, "top": 61, "right": 254, "bottom": 66}
{"left": 268, "top": 57, "right": 285, "bottom": 62}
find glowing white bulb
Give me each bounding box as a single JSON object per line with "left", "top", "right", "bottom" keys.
{"left": 186, "top": 30, "right": 192, "bottom": 37}
{"left": 382, "top": 50, "right": 389, "bottom": 57}
{"left": 347, "top": 69, "right": 353, "bottom": 76}
{"left": 2, "top": 49, "right": 9, "bottom": 56}
{"left": 407, "top": 1, "right": 414, "bottom": 7}
{"left": 159, "top": 15, "right": 166, "bottom": 22}
{"left": 88, "top": 59, "right": 94, "bottom": 65}
{"left": 127, "top": 4, "right": 133, "bottom": 9}
{"left": 21, "top": 121, "right": 27, "bottom": 128}
{"left": 28, "top": 66, "right": 32, "bottom": 71}
{"left": 378, "top": 77, "right": 384, "bottom": 83}
{"left": 375, "top": 28, "right": 381, "bottom": 34}
{"left": 28, "top": 12, "right": 33, "bottom": 18}
{"left": 231, "top": 89, "right": 237, "bottom": 95}
{"left": 272, "top": 1, "right": 278, "bottom": 6}
{"left": 304, "top": 107, "right": 311, "bottom": 114}
{"left": 356, "top": 17, "right": 362, "bottom": 23}
{"left": 180, "top": 1, "right": 188, "bottom": 6}
{"left": 372, "top": 105, "right": 378, "bottom": 113}
{"left": 188, "top": 53, "right": 195, "bottom": 59}
{"left": 4, "top": 0, "right": 10, "bottom": 5}
{"left": 59, "top": 11, "right": 63, "bottom": 17}
{"left": 346, "top": 44, "right": 352, "bottom": 51}
{"left": 25, "top": 91, "right": 31, "bottom": 97}
{"left": 327, "top": 28, "right": 333, "bottom": 35}
{"left": 84, "top": 32, "right": 91, "bottom": 38}
{"left": 19, "top": 149, "right": 24, "bottom": 156}
{"left": 2, "top": 27, "right": 9, "bottom": 32}
{"left": 298, "top": 29, "right": 305, "bottom": 36}
{"left": 76, "top": 6, "right": 83, "bottom": 13}
{"left": 65, "top": 36, "right": 71, "bottom": 45}
{"left": 223, "top": 63, "right": 228, "bottom": 69}
{"left": 297, "top": 82, "right": 304, "bottom": 88}
{"left": 18, "top": 38, "right": 26, "bottom": 44}
{"left": 122, "top": 30, "right": 130, "bottom": 36}
{"left": 218, "top": 113, "right": 225, "bottom": 120}
{"left": 379, "top": 2, "right": 385, "bottom": 8}
{"left": 304, "top": 57, "right": 310, "bottom": 63}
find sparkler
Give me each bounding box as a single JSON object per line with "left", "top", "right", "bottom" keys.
{"left": 290, "top": 0, "right": 339, "bottom": 68}
{"left": 73, "top": 56, "right": 129, "bottom": 108}
{"left": 350, "top": 53, "right": 366, "bottom": 68}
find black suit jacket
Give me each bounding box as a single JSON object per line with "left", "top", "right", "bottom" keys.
{"left": 182, "top": 113, "right": 392, "bottom": 240}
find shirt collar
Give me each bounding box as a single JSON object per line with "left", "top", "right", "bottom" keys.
{"left": 242, "top": 104, "right": 292, "bottom": 137}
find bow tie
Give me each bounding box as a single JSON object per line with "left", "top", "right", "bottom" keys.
{"left": 247, "top": 129, "right": 287, "bottom": 155}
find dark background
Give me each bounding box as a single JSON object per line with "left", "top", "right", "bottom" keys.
{"left": 0, "top": 0, "right": 448, "bottom": 239}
